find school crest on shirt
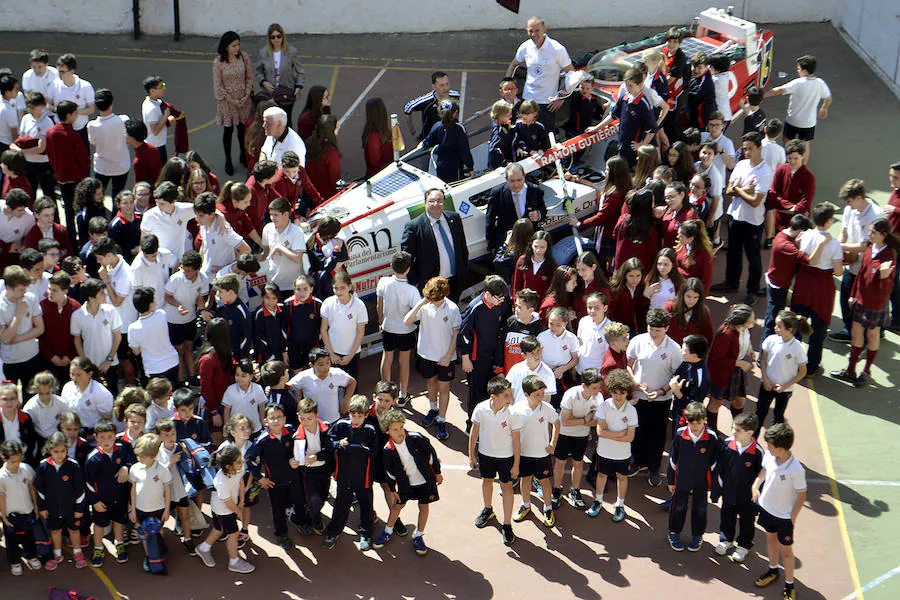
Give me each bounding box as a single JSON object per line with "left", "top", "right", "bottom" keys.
{"left": 62, "top": 474, "right": 70, "bottom": 481}
{"left": 443, "top": 315, "right": 449, "bottom": 322}
{"left": 328, "top": 383, "right": 335, "bottom": 389}
{"left": 115, "top": 457, "right": 122, "bottom": 464}
{"left": 177, "top": 220, "right": 184, "bottom": 226}
{"left": 103, "top": 319, "right": 109, "bottom": 326}
{"left": 191, "top": 433, "right": 197, "bottom": 439}
{"left": 562, "top": 345, "right": 568, "bottom": 351}
{"left": 780, "top": 474, "right": 786, "bottom": 480}
{"left": 211, "top": 239, "right": 216, "bottom": 245}
{"left": 660, "top": 353, "right": 668, "bottom": 359}
{"left": 153, "top": 475, "right": 160, "bottom": 482}
{"left": 250, "top": 399, "right": 256, "bottom": 405}
{"left": 745, "top": 461, "right": 752, "bottom": 468}
{"left": 227, "top": 319, "right": 233, "bottom": 326}
{"left": 85, "top": 400, "right": 92, "bottom": 406}
{"left": 347, "top": 313, "right": 353, "bottom": 320}
{"left": 501, "top": 420, "right": 508, "bottom": 429}
{"left": 25, "top": 311, "right": 30, "bottom": 317}
{"left": 309, "top": 313, "right": 315, "bottom": 319}
{"left": 14, "top": 228, "right": 20, "bottom": 234}
{"left": 622, "top": 416, "right": 628, "bottom": 424}
{"left": 700, "top": 447, "right": 706, "bottom": 454}
{"left": 786, "top": 354, "right": 792, "bottom": 360}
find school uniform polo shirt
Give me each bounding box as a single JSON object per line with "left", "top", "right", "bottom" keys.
{"left": 128, "top": 309, "right": 179, "bottom": 375}
{"left": 210, "top": 469, "right": 241, "bottom": 516}
{"left": 0, "top": 203, "right": 35, "bottom": 244}
{"left": 61, "top": 380, "right": 114, "bottom": 429}
{"left": 288, "top": 367, "right": 352, "bottom": 423}
{"left": 131, "top": 249, "right": 176, "bottom": 308}
{"left": 222, "top": 382, "right": 267, "bottom": 431}
{"left": 841, "top": 199, "right": 881, "bottom": 275}
{"left": 512, "top": 401, "right": 558, "bottom": 458}
{"left": 761, "top": 138, "right": 787, "bottom": 172}
{"left": 105, "top": 256, "right": 138, "bottom": 328}
{"left": 627, "top": 333, "right": 683, "bottom": 402}
{"left": 376, "top": 276, "right": 421, "bottom": 335}
{"left": 156, "top": 443, "right": 187, "bottom": 501}
{"left": 0, "top": 291, "right": 42, "bottom": 364}
{"left": 71, "top": 303, "right": 122, "bottom": 366}
{"left": 48, "top": 76, "right": 95, "bottom": 130}
{"left": 87, "top": 113, "right": 130, "bottom": 176}
{"left": 594, "top": 398, "right": 638, "bottom": 461}
{"left": 415, "top": 298, "right": 461, "bottom": 363}
{"left": 129, "top": 460, "right": 172, "bottom": 512}
{"left": 757, "top": 451, "right": 806, "bottom": 519}
{"left": 2, "top": 410, "right": 22, "bottom": 443}
{"left": 145, "top": 401, "right": 174, "bottom": 433}
{"left": 700, "top": 132, "right": 735, "bottom": 184}
{"left": 164, "top": 269, "right": 210, "bottom": 324}
{"left": 0, "top": 98, "right": 19, "bottom": 145}
{"left": 21, "top": 66, "right": 59, "bottom": 96}
{"left": 798, "top": 229, "right": 841, "bottom": 271}
{"left": 472, "top": 399, "right": 521, "bottom": 458}
{"left": 0, "top": 463, "right": 36, "bottom": 514}
{"left": 295, "top": 425, "right": 325, "bottom": 468}
{"left": 141, "top": 96, "right": 166, "bottom": 148}
{"left": 761, "top": 335, "right": 807, "bottom": 392}
{"left": 261, "top": 222, "right": 306, "bottom": 290}
{"left": 695, "top": 162, "right": 725, "bottom": 218}
{"left": 18, "top": 113, "right": 53, "bottom": 164}
{"left": 140, "top": 202, "right": 195, "bottom": 262}
{"left": 507, "top": 360, "right": 556, "bottom": 405}
{"left": 559, "top": 386, "right": 600, "bottom": 437}
{"left": 536, "top": 328, "right": 579, "bottom": 368}
{"left": 201, "top": 221, "right": 245, "bottom": 277}
{"left": 726, "top": 158, "right": 774, "bottom": 227}
{"left": 23, "top": 394, "right": 69, "bottom": 439}
{"left": 576, "top": 316, "right": 609, "bottom": 373}
{"left": 320, "top": 295, "right": 368, "bottom": 356}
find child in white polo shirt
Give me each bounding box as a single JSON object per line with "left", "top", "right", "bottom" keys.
{"left": 128, "top": 433, "right": 172, "bottom": 574}
{"left": 128, "top": 287, "right": 179, "bottom": 384}
{"left": 140, "top": 182, "right": 195, "bottom": 264}
{"left": 469, "top": 376, "right": 521, "bottom": 546}
{"left": 94, "top": 236, "right": 137, "bottom": 387}
{"left": 222, "top": 359, "right": 267, "bottom": 432}
{"left": 377, "top": 251, "right": 421, "bottom": 406}
{"left": 261, "top": 197, "right": 306, "bottom": 297}
{"left": 756, "top": 310, "right": 809, "bottom": 427}
{"left": 536, "top": 307, "right": 579, "bottom": 409}
{"left": 511, "top": 376, "right": 559, "bottom": 528}
{"left": 506, "top": 336, "right": 555, "bottom": 405}
{"left": 163, "top": 250, "right": 210, "bottom": 383}
{"left": 576, "top": 292, "right": 609, "bottom": 373}
{"left": 752, "top": 423, "right": 807, "bottom": 600}
{"left": 403, "top": 276, "right": 460, "bottom": 440}
{"left": 194, "top": 193, "right": 249, "bottom": 279}
{"left": 0, "top": 265, "right": 44, "bottom": 386}
{"left": 288, "top": 347, "right": 356, "bottom": 424}
{"left": 320, "top": 272, "right": 367, "bottom": 379}
{"left": 552, "top": 367, "right": 601, "bottom": 512}
{"left": 23, "top": 371, "right": 68, "bottom": 443}
{"left": 70, "top": 278, "right": 123, "bottom": 395}
{"left": 587, "top": 369, "right": 638, "bottom": 522}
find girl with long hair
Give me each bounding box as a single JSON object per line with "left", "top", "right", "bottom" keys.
{"left": 511, "top": 230, "right": 557, "bottom": 299}
{"left": 362, "top": 97, "right": 392, "bottom": 177}
{"left": 305, "top": 114, "right": 342, "bottom": 200}
{"left": 493, "top": 218, "right": 533, "bottom": 284}
{"left": 572, "top": 250, "right": 612, "bottom": 319}
{"left": 608, "top": 258, "right": 650, "bottom": 335}
{"left": 613, "top": 188, "right": 660, "bottom": 271}
{"left": 675, "top": 219, "right": 713, "bottom": 292}
{"left": 213, "top": 31, "right": 253, "bottom": 175}
{"left": 297, "top": 85, "right": 331, "bottom": 141}
{"left": 570, "top": 156, "right": 634, "bottom": 272}
{"left": 185, "top": 150, "right": 221, "bottom": 195}
{"left": 707, "top": 303, "right": 756, "bottom": 432}
{"left": 662, "top": 277, "right": 713, "bottom": 344}
{"left": 539, "top": 265, "right": 578, "bottom": 323}
{"left": 644, "top": 248, "right": 684, "bottom": 310}
{"left": 632, "top": 144, "right": 660, "bottom": 189}
{"left": 198, "top": 317, "right": 236, "bottom": 445}
{"left": 420, "top": 99, "right": 473, "bottom": 183}
{"left": 666, "top": 140, "right": 696, "bottom": 185}
{"left": 74, "top": 177, "right": 109, "bottom": 248}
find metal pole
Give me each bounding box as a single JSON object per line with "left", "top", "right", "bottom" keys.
{"left": 132, "top": 0, "right": 140, "bottom": 39}
{"left": 173, "top": 0, "right": 181, "bottom": 41}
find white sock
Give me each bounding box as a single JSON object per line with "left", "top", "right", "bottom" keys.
{"left": 595, "top": 492, "right": 603, "bottom": 502}
{"left": 54, "top": 548, "right": 63, "bottom": 557}
{"left": 228, "top": 557, "right": 240, "bottom": 566}
{"left": 383, "top": 525, "right": 393, "bottom": 535}
{"left": 615, "top": 498, "right": 625, "bottom": 507}
{"left": 436, "top": 415, "right": 445, "bottom": 423}
{"left": 544, "top": 505, "right": 553, "bottom": 514}
{"left": 73, "top": 548, "right": 83, "bottom": 555}
{"left": 198, "top": 542, "right": 211, "bottom": 553}
{"left": 521, "top": 502, "right": 530, "bottom": 509}
{"left": 429, "top": 400, "right": 438, "bottom": 411}
{"left": 413, "top": 529, "right": 424, "bottom": 538}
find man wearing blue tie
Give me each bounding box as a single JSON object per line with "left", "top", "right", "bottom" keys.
{"left": 485, "top": 163, "right": 547, "bottom": 254}
{"left": 401, "top": 188, "right": 469, "bottom": 301}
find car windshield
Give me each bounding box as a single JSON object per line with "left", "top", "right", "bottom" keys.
{"left": 585, "top": 49, "right": 637, "bottom": 83}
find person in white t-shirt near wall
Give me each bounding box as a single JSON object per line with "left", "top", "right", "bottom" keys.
{"left": 141, "top": 75, "right": 172, "bottom": 165}
{"left": 21, "top": 50, "right": 59, "bottom": 99}
{"left": 764, "top": 55, "right": 831, "bottom": 163}
{"left": 87, "top": 89, "right": 130, "bottom": 198}
{"left": 46, "top": 54, "right": 95, "bottom": 150}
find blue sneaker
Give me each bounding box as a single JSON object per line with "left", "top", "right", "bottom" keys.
{"left": 659, "top": 497, "right": 673, "bottom": 510}
{"left": 372, "top": 530, "right": 393, "bottom": 550}
{"left": 421, "top": 409, "right": 439, "bottom": 427}
{"left": 688, "top": 536, "right": 703, "bottom": 552}
{"left": 669, "top": 532, "right": 684, "bottom": 551}
{"left": 436, "top": 420, "right": 449, "bottom": 440}
{"left": 413, "top": 535, "right": 428, "bottom": 556}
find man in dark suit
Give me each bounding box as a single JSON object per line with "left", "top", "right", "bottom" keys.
{"left": 401, "top": 188, "right": 469, "bottom": 300}
{"left": 485, "top": 163, "right": 547, "bottom": 253}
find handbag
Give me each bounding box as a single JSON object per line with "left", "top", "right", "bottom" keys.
{"left": 272, "top": 85, "right": 296, "bottom": 105}
{"left": 188, "top": 501, "right": 208, "bottom": 532}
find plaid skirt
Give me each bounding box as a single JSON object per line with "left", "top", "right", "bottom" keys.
{"left": 710, "top": 366, "right": 746, "bottom": 402}
{"left": 851, "top": 302, "right": 890, "bottom": 330}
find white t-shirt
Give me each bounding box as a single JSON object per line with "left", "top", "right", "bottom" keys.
{"left": 87, "top": 113, "right": 130, "bottom": 176}
{"left": 21, "top": 66, "right": 59, "bottom": 96}
{"left": 415, "top": 298, "right": 461, "bottom": 362}
{"left": 261, "top": 222, "right": 306, "bottom": 290}
{"left": 394, "top": 438, "right": 427, "bottom": 486}
{"left": 321, "top": 295, "right": 368, "bottom": 356}
{"left": 140, "top": 202, "right": 195, "bottom": 263}
{"left": 47, "top": 76, "right": 95, "bottom": 130}
{"left": 627, "top": 333, "right": 683, "bottom": 402}
{"left": 0, "top": 203, "right": 35, "bottom": 244}
{"left": 761, "top": 335, "right": 807, "bottom": 392}
{"left": 798, "top": 229, "right": 841, "bottom": 271}
{"left": 507, "top": 360, "right": 556, "bottom": 405}
{"left": 559, "top": 386, "right": 600, "bottom": 437}
{"left": 131, "top": 249, "right": 176, "bottom": 309}
{"left": 711, "top": 72, "right": 733, "bottom": 120}
{"left": 23, "top": 394, "right": 68, "bottom": 439}
{"left": 726, "top": 158, "right": 774, "bottom": 226}
{"left": 142, "top": 97, "right": 167, "bottom": 148}
{"left": 106, "top": 257, "right": 138, "bottom": 327}
{"left": 781, "top": 77, "right": 831, "bottom": 129}
{"left": 146, "top": 400, "right": 174, "bottom": 432}
{"left": 760, "top": 138, "right": 786, "bottom": 172}
{"left": 536, "top": 328, "right": 579, "bottom": 368}
{"left": 288, "top": 367, "right": 352, "bottom": 423}
{"left": 164, "top": 270, "right": 210, "bottom": 325}
{"left": 0, "top": 98, "right": 19, "bottom": 145}
{"left": 71, "top": 303, "right": 123, "bottom": 367}
{"left": 0, "top": 463, "right": 36, "bottom": 514}
{"left": 472, "top": 399, "right": 520, "bottom": 458}
{"left": 577, "top": 316, "right": 608, "bottom": 373}
{"left": 201, "top": 221, "right": 245, "bottom": 277}
{"left": 0, "top": 291, "right": 42, "bottom": 364}
{"left": 128, "top": 309, "right": 179, "bottom": 375}
{"left": 222, "top": 382, "right": 267, "bottom": 431}
{"left": 757, "top": 451, "right": 806, "bottom": 520}
{"left": 594, "top": 398, "right": 638, "bottom": 461}
{"left": 210, "top": 469, "right": 241, "bottom": 515}
{"left": 156, "top": 443, "right": 187, "bottom": 501}
{"left": 512, "top": 401, "right": 558, "bottom": 458}
{"left": 648, "top": 277, "right": 676, "bottom": 310}
{"left": 841, "top": 199, "right": 881, "bottom": 275}
{"left": 129, "top": 461, "right": 172, "bottom": 512}
{"left": 376, "top": 276, "right": 421, "bottom": 335}
{"left": 2, "top": 410, "right": 21, "bottom": 443}
{"left": 700, "top": 132, "right": 735, "bottom": 185}
{"left": 261, "top": 127, "right": 306, "bottom": 167}
{"left": 695, "top": 162, "right": 725, "bottom": 219}
{"left": 514, "top": 35, "right": 572, "bottom": 104}
{"left": 18, "top": 113, "right": 53, "bottom": 163}
{"left": 61, "top": 379, "right": 114, "bottom": 429}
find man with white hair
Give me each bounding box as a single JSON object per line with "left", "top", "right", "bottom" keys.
{"left": 259, "top": 106, "right": 306, "bottom": 167}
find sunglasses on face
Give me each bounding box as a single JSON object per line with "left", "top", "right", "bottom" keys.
{"left": 270, "top": 34, "right": 282, "bottom": 40}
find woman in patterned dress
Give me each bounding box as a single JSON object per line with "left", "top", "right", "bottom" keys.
{"left": 213, "top": 31, "right": 253, "bottom": 175}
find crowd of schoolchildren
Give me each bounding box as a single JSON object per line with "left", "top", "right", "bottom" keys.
{"left": 0, "top": 20, "right": 897, "bottom": 600}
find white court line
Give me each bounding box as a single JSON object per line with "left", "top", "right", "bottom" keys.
{"left": 807, "top": 478, "right": 900, "bottom": 487}
{"left": 337, "top": 67, "right": 388, "bottom": 129}
{"left": 459, "top": 71, "right": 468, "bottom": 120}
{"left": 841, "top": 565, "right": 900, "bottom": 600}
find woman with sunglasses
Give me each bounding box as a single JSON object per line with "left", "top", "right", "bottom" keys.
{"left": 255, "top": 24, "right": 307, "bottom": 126}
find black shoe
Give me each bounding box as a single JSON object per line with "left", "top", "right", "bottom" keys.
{"left": 830, "top": 368, "right": 857, "bottom": 383}
{"left": 550, "top": 487, "right": 562, "bottom": 510}
{"left": 501, "top": 524, "right": 516, "bottom": 546}
{"left": 807, "top": 365, "right": 824, "bottom": 377}
{"left": 396, "top": 393, "right": 409, "bottom": 408}
{"left": 648, "top": 472, "right": 663, "bottom": 487}
{"left": 474, "top": 507, "right": 495, "bottom": 528}
{"left": 764, "top": 237, "right": 774, "bottom": 249}
{"left": 854, "top": 371, "right": 870, "bottom": 388}
{"left": 394, "top": 519, "right": 409, "bottom": 537}
{"left": 711, "top": 282, "right": 738, "bottom": 293}
{"left": 828, "top": 330, "right": 851, "bottom": 343}
{"left": 224, "top": 156, "right": 234, "bottom": 176}
{"left": 743, "top": 294, "right": 756, "bottom": 306}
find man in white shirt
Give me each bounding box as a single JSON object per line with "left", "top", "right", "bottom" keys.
{"left": 46, "top": 54, "right": 95, "bottom": 141}
{"left": 829, "top": 179, "right": 882, "bottom": 342}
{"left": 712, "top": 132, "right": 774, "bottom": 305}
{"left": 87, "top": 89, "right": 130, "bottom": 198}
{"left": 21, "top": 50, "right": 59, "bottom": 97}
{"left": 506, "top": 16, "right": 573, "bottom": 135}
{"left": 141, "top": 75, "right": 171, "bottom": 164}
{"left": 259, "top": 107, "right": 305, "bottom": 167}
{"left": 764, "top": 54, "right": 831, "bottom": 160}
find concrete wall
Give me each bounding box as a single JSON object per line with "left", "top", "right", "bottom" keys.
{"left": 1, "top": 0, "right": 831, "bottom": 35}
{"left": 830, "top": 0, "right": 900, "bottom": 97}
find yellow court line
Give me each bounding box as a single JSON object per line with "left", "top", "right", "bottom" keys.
{"left": 90, "top": 564, "right": 124, "bottom": 599}
{"left": 329, "top": 66, "right": 340, "bottom": 98}
{"left": 807, "top": 380, "right": 864, "bottom": 599}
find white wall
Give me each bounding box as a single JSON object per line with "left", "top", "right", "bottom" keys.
{"left": 830, "top": 0, "right": 900, "bottom": 97}
{"left": 1, "top": 0, "right": 831, "bottom": 35}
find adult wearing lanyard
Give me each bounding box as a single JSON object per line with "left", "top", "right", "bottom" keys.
{"left": 506, "top": 17, "right": 573, "bottom": 137}
{"left": 259, "top": 107, "right": 305, "bottom": 168}
{"left": 255, "top": 23, "right": 306, "bottom": 127}
{"left": 46, "top": 54, "right": 95, "bottom": 151}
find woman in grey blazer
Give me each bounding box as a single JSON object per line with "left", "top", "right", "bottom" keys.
{"left": 256, "top": 23, "right": 307, "bottom": 124}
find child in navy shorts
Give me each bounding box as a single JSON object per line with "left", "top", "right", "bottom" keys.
{"left": 552, "top": 368, "right": 602, "bottom": 512}
{"left": 511, "top": 375, "right": 559, "bottom": 528}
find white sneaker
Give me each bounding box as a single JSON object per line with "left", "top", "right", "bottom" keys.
{"left": 25, "top": 557, "right": 42, "bottom": 570}
{"left": 228, "top": 558, "right": 256, "bottom": 573}
{"left": 10, "top": 563, "right": 23, "bottom": 576}
{"left": 731, "top": 545, "right": 750, "bottom": 563}
{"left": 197, "top": 546, "right": 216, "bottom": 568}
{"left": 714, "top": 541, "right": 734, "bottom": 556}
